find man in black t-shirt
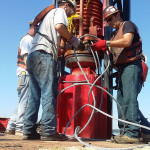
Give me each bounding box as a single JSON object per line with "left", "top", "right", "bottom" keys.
{"left": 92, "top": 6, "right": 150, "bottom": 144}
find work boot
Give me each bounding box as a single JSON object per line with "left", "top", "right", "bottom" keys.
{"left": 143, "top": 134, "right": 150, "bottom": 143}
{"left": 5, "top": 129, "right": 15, "bottom": 135}
{"left": 41, "top": 132, "right": 68, "bottom": 141}
{"left": 112, "top": 134, "right": 142, "bottom": 144}
{"left": 23, "top": 132, "right": 41, "bottom": 140}
{"left": 15, "top": 131, "right": 23, "bottom": 136}
{"left": 111, "top": 134, "right": 121, "bottom": 143}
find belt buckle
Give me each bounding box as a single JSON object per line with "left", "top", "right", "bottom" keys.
{"left": 22, "top": 71, "right": 26, "bottom": 75}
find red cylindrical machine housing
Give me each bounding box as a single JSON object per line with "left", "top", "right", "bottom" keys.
{"left": 57, "top": 68, "right": 109, "bottom": 139}
{"left": 56, "top": 0, "right": 112, "bottom": 139}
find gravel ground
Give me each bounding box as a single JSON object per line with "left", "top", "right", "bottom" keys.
{"left": 0, "top": 133, "right": 150, "bottom": 150}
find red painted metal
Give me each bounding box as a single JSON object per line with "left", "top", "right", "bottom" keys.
{"left": 0, "top": 118, "right": 9, "bottom": 132}
{"left": 79, "top": 0, "right": 84, "bottom": 36}
{"left": 57, "top": 0, "right": 112, "bottom": 139}
{"left": 57, "top": 69, "right": 108, "bottom": 139}
{"left": 103, "top": 0, "right": 107, "bottom": 36}
{"left": 76, "top": 0, "right": 103, "bottom": 38}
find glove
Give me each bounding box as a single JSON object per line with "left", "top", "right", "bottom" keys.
{"left": 91, "top": 39, "right": 107, "bottom": 53}
{"left": 77, "top": 41, "right": 85, "bottom": 50}
{"left": 69, "top": 36, "right": 81, "bottom": 49}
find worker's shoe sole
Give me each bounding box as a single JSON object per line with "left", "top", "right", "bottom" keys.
{"left": 15, "top": 131, "right": 23, "bottom": 136}
{"left": 111, "top": 134, "right": 142, "bottom": 144}
{"left": 23, "top": 132, "right": 41, "bottom": 140}
{"left": 143, "top": 134, "right": 150, "bottom": 143}
{"left": 111, "top": 134, "right": 121, "bottom": 143}
{"left": 5, "top": 129, "right": 15, "bottom": 135}
{"left": 41, "top": 132, "right": 68, "bottom": 141}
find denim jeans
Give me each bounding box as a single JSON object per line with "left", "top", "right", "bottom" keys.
{"left": 138, "top": 109, "right": 150, "bottom": 134}
{"left": 117, "top": 59, "right": 143, "bottom": 138}
{"left": 23, "top": 51, "right": 58, "bottom": 135}
{"left": 7, "top": 74, "right": 29, "bottom": 131}
{"left": 138, "top": 79, "right": 150, "bottom": 134}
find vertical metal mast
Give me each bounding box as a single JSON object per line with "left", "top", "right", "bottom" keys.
{"left": 103, "top": 0, "right": 114, "bottom": 139}
{"left": 123, "top": 0, "right": 130, "bottom": 21}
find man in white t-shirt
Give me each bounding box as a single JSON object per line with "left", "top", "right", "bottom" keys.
{"left": 23, "top": 0, "right": 80, "bottom": 141}
{"left": 6, "top": 22, "right": 37, "bottom": 136}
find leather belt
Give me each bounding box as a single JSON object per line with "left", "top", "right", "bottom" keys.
{"left": 38, "top": 50, "right": 53, "bottom": 57}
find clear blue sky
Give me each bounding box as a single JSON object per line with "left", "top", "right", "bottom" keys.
{"left": 0, "top": 0, "right": 150, "bottom": 129}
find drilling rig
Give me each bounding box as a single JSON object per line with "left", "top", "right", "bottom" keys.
{"left": 56, "top": 0, "right": 130, "bottom": 139}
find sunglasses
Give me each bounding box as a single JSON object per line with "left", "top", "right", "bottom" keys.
{"left": 106, "top": 17, "right": 113, "bottom": 22}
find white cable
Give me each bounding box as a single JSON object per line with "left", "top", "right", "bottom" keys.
{"left": 58, "top": 34, "right": 150, "bottom": 149}
{"left": 95, "top": 51, "right": 103, "bottom": 110}
{"left": 61, "top": 34, "right": 124, "bottom": 137}
{"left": 72, "top": 49, "right": 96, "bottom": 134}
{"left": 90, "top": 49, "right": 98, "bottom": 77}
{"left": 59, "top": 82, "right": 150, "bottom": 135}
{"left": 74, "top": 126, "right": 150, "bottom": 150}
{"left": 76, "top": 36, "right": 126, "bottom": 134}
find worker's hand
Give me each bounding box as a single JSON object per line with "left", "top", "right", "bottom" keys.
{"left": 91, "top": 39, "right": 107, "bottom": 53}
{"left": 69, "top": 36, "right": 81, "bottom": 50}
{"left": 77, "top": 41, "right": 85, "bottom": 50}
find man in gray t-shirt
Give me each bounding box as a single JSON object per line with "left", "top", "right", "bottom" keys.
{"left": 23, "top": 0, "right": 79, "bottom": 141}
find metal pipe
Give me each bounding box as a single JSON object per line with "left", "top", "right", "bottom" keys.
{"left": 103, "top": 0, "right": 114, "bottom": 139}
{"left": 79, "top": 0, "right": 84, "bottom": 36}
{"left": 123, "top": 0, "right": 130, "bottom": 21}
{"left": 53, "top": 0, "right": 56, "bottom": 6}
{"left": 106, "top": 0, "right": 113, "bottom": 6}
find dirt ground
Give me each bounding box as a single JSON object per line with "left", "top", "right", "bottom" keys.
{"left": 1, "top": 133, "right": 150, "bottom": 150}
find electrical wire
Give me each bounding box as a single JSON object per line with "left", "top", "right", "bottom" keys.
{"left": 74, "top": 126, "right": 150, "bottom": 150}
{"left": 58, "top": 82, "right": 150, "bottom": 131}
{"left": 95, "top": 51, "right": 104, "bottom": 110}
{"left": 56, "top": 34, "right": 150, "bottom": 149}
{"left": 90, "top": 48, "right": 98, "bottom": 77}
{"left": 58, "top": 34, "right": 126, "bottom": 140}
{"left": 73, "top": 48, "right": 96, "bottom": 135}
{"left": 78, "top": 34, "right": 126, "bottom": 134}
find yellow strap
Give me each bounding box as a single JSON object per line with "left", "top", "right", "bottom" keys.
{"left": 68, "top": 13, "right": 83, "bottom": 35}
{"left": 86, "top": 0, "right": 91, "bottom": 8}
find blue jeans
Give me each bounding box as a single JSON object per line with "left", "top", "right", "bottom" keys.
{"left": 23, "top": 51, "right": 58, "bottom": 135}
{"left": 7, "top": 73, "right": 29, "bottom": 131}
{"left": 138, "top": 110, "right": 150, "bottom": 134}
{"left": 117, "top": 59, "right": 143, "bottom": 138}
{"left": 138, "top": 78, "right": 150, "bottom": 134}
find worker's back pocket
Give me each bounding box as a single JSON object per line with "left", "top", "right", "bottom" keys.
{"left": 17, "top": 75, "right": 26, "bottom": 92}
